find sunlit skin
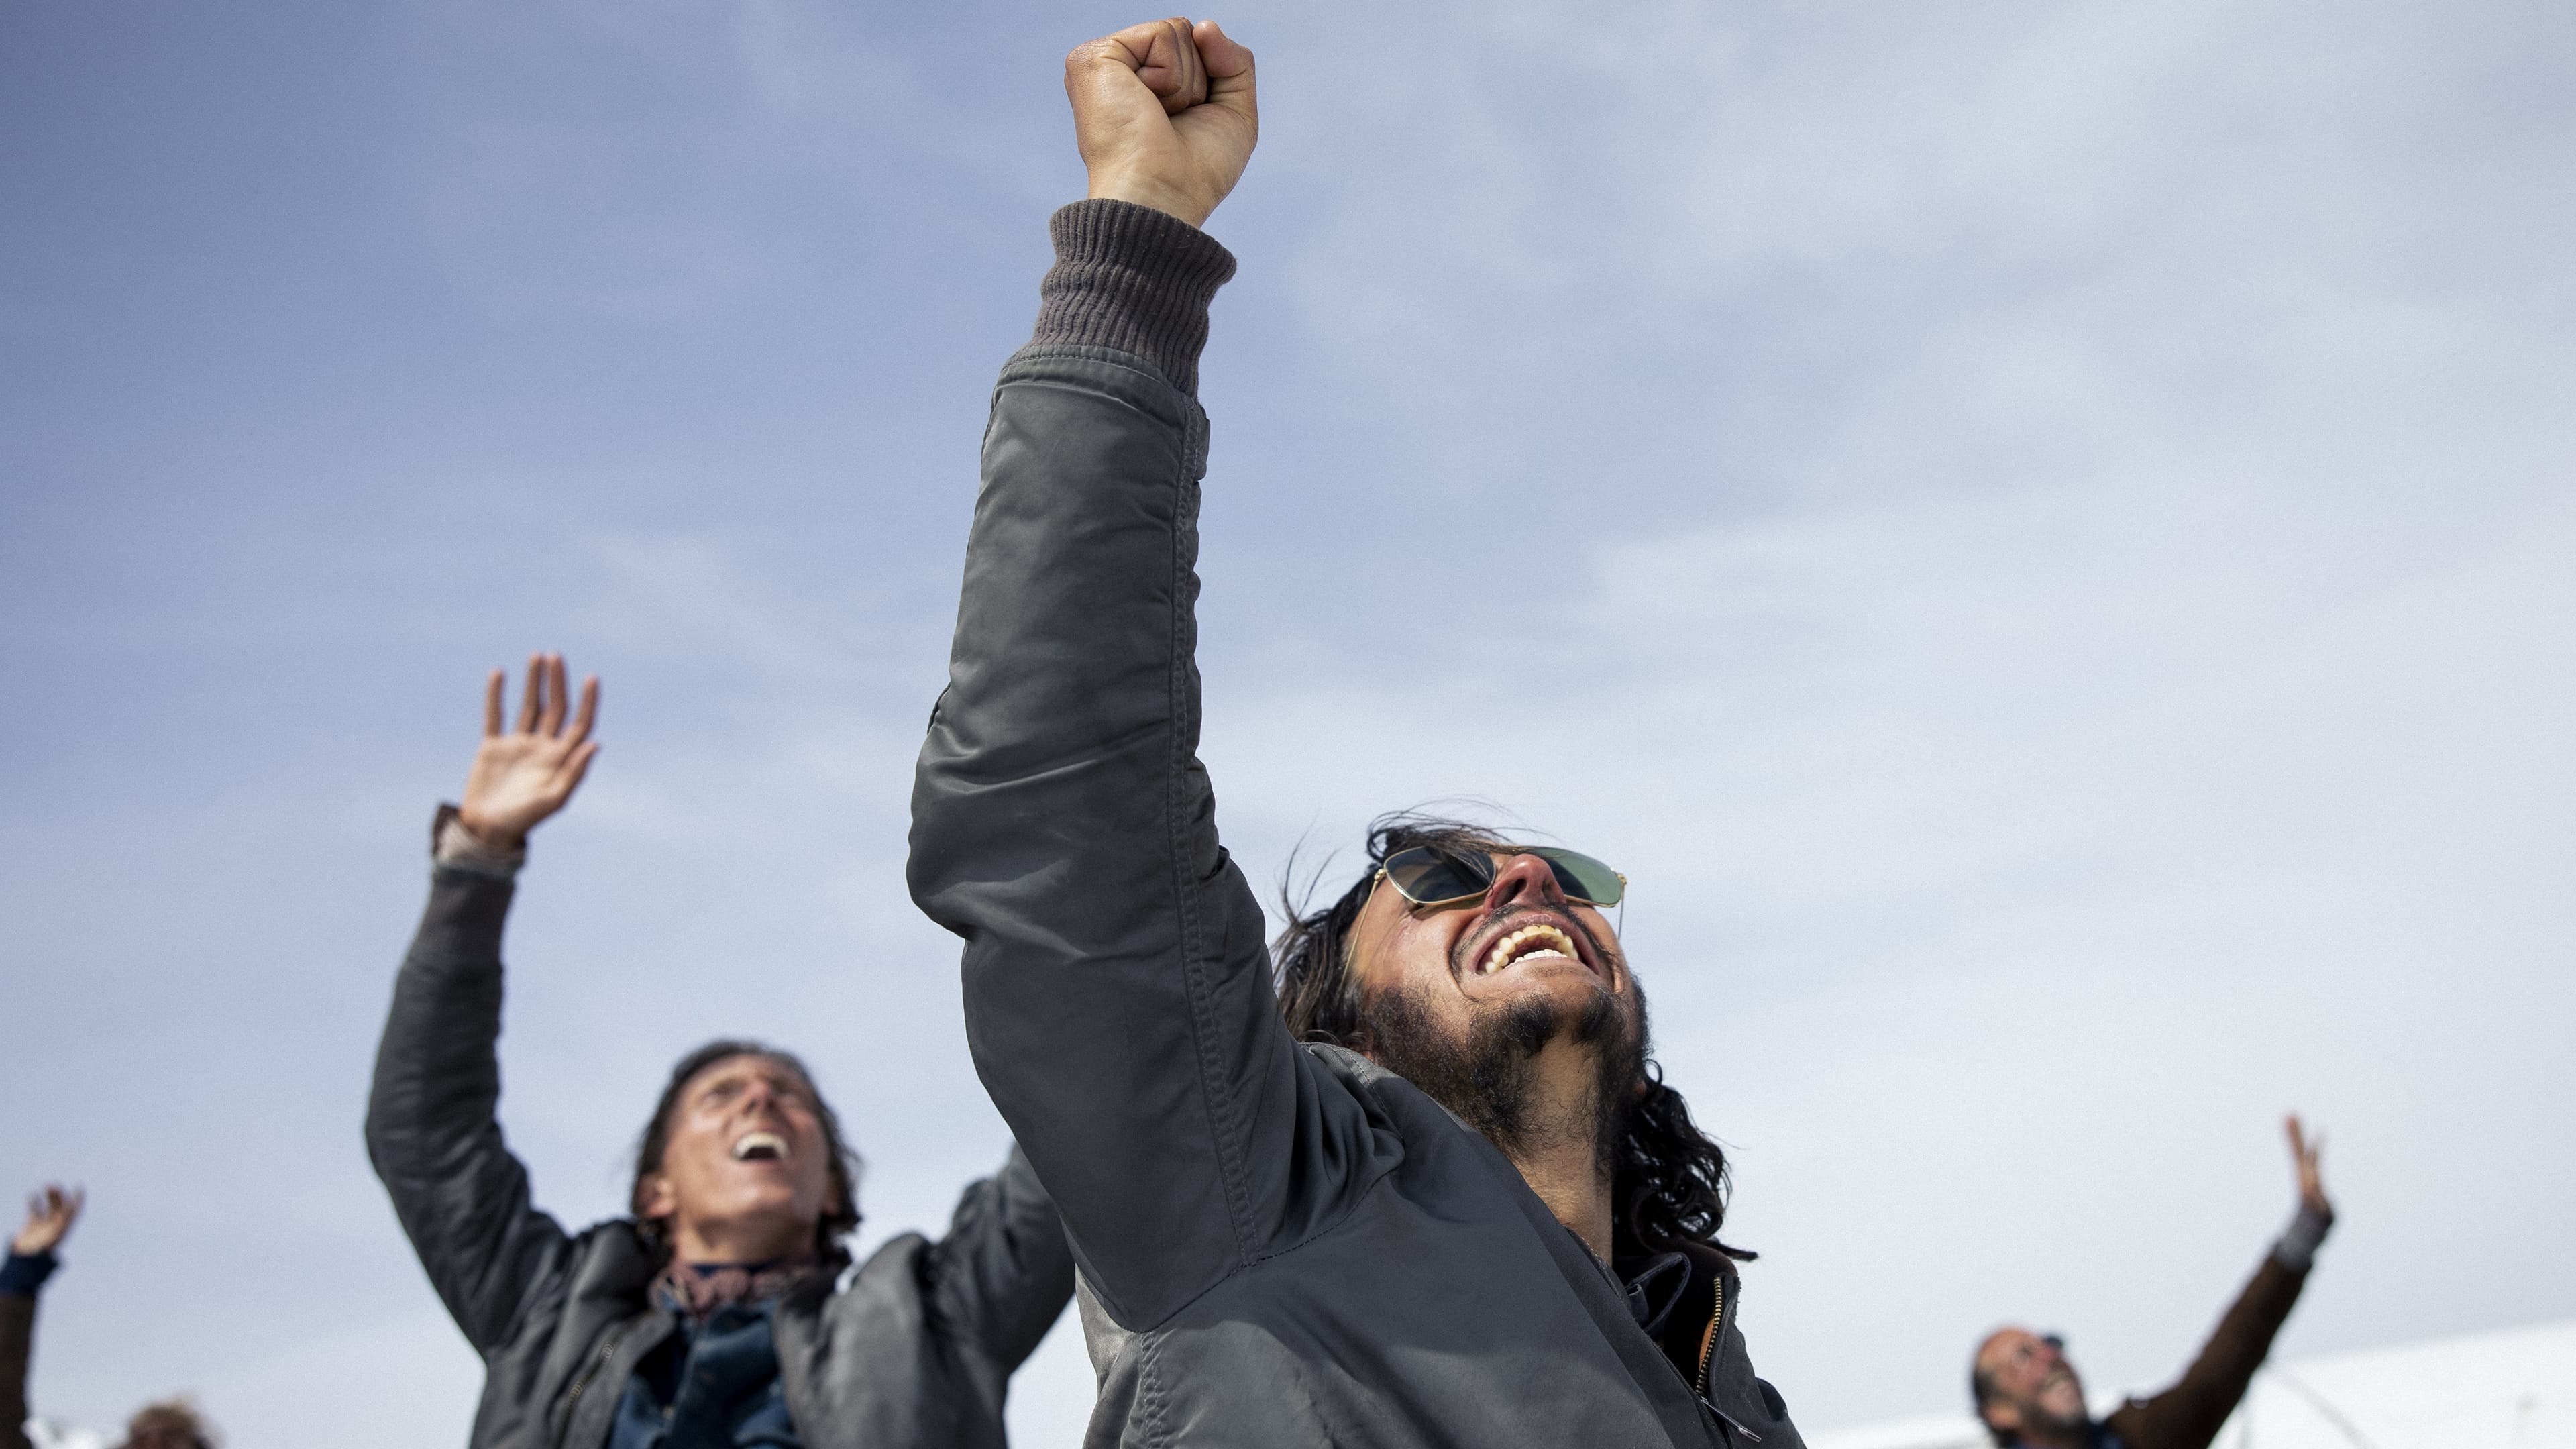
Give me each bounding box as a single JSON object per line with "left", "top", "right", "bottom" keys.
{"left": 634, "top": 1053, "right": 839, "bottom": 1266}
{"left": 1973, "top": 1329, "right": 2092, "bottom": 1448}
{"left": 1346, "top": 849, "right": 1640, "bottom": 1261}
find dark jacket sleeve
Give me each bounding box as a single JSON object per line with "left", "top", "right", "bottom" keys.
{"left": 909, "top": 201, "right": 1390, "bottom": 1331}
{"left": 924, "top": 1146, "right": 1076, "bottom": 1372}
{"left": 364, "top": 861, "right": 576, "bottom": 1354}
{"left": 2104, "top": 1254, "right": 2312, "bottom": 1449}
{"left": 1, "top": 1291, "right": 34, "bottom": 1449}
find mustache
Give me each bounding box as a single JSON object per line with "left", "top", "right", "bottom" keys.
{"left": 1445, "top": 901, "right": 1619, "bottom": 980}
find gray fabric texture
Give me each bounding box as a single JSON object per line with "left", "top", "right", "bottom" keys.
{"left": 2269, "top": 1203, "right": 2334, "bottom": 1273}
{"left": 908, "top": 209, "right": 1803, "bottom": 1449}
{"left": 1031, "top": 200, "right": 1235, "bottom": 396}
{"left": 366, "top": 860, "right": 1075, "bottom": 1449}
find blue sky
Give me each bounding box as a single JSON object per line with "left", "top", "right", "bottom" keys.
{"left": 3, "top": 0, "right": 2571, "bottom": 1444}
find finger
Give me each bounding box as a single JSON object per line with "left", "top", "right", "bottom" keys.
{"left": 2285, "top": 1113, "right": 2306, "bottom": 1161}
{"left": 1193, "top": 20, "right": 1258, "bottom": 133}
{"left": 566, "top": 674, "right": 600, "bottom": 747}
{"left": 1136, "top": 17, "right": 1207, "bottom": 113}
{"left": 539, "top": 654, "right": 569, "bottom": 736}
{"left": 557, "top": 738, "right": 602, "bottom": 796}
{"left": 483, "top": 670, "right": 504, "bottom": 737}
{"left": 516, "top": 653, "right": 543, "bottom": 734}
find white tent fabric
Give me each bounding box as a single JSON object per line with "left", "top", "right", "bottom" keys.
{"left": 1809, "top": 1318, "right": 2576, "bottom": 1449}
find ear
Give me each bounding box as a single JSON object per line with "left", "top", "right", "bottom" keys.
{"left": 1980, "top": 1400, "right": 2020, "bottom": 1436}
{"left": 635, "top": 1172, "right": 675, "bottom": 1222}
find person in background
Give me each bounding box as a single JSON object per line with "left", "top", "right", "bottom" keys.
{"left": 3, "top": 1185, "right": 80, "bottom": 1449}
{"left": 1969, "top": 1116, "right": 2337, "bottom": 1449}
{"left": 2, "top": 1187, "right": 221, "bottom": 1449}
{"left": 367, "top": 654, "right": 1075, "bottom": 1449}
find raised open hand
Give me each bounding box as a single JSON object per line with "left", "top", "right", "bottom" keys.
{"left": 1067, "top": 17, "right": 1257, "bottom": 228}
{"left": 13, "top": 1184, "right": 83, "bottom": 1256}
{"left": 457, "top": 653, "right": 601, "bottom": 851}
{"left": 2285, "top": 1114, "right": 2332, "bottom": 1220}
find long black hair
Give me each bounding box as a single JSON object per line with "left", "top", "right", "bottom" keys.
{"left": 630, "top": 1038, "right": 865, "bottom": 1264}
{"left": 1273, "top": 813, "right": 1754, "bottom": 1260}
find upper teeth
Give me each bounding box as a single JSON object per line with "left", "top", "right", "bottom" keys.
{"left": 733, "top": 1132, "right": 788, "bottom": 1161}
{"left": 1481, "top": 924, "right": 1578, "bottom": 975}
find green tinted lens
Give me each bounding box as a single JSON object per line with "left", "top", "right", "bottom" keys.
{"left": 1381, "top": 846, "right": 1492, "bottom": 905}
{"left": 1384, "top": 844, "right": 1623, "bottom": 908}
{"left": 1530, "top": 847, "right": 1625, "bottom": 906}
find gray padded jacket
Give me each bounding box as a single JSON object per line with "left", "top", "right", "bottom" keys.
{"left": 908, "top": 199, "right": 1807, "bottom": 1449}
{"left": 366, "top": 863, "right": 1075, "bottom": 1449}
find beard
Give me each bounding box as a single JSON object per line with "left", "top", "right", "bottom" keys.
{"left": 2017, "top": 1374, "right": 2093, "bottom": 1439}
{"left": 1358, "top": 964, "right": 1649, "bottom": 1185}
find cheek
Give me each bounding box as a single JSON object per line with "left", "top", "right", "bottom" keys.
{"left": 1381, "top": 914, "right": 1464, "bottom": 986}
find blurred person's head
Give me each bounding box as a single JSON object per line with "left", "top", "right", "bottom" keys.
{"left": 119, "top": 1399, "right": 216, "bottom": 1449}
{"left": 631, "top": 1040, "right": 862, "bottom": 1266}
{"left": 1273, "top": 814, "right": 1748, "bottom": 1260}
{"left": 1971, "top": 1328, "right": 2093, "bottom": 1447}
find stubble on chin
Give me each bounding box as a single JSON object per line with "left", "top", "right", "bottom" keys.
{"left": 1357, "top": 971, "right": 1646, "bottom": 1184}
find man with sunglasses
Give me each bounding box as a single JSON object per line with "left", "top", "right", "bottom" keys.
{"left": 908, "top": 15, "right": 1799, "bottom": 1447}
{"left": 1968, "top": 1117, "right": 2337, "bottom": 1449}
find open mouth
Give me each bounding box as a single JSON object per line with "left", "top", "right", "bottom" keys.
{"left": 1477, "top": 920, "right": 1592, "bottom": 977}
{"left": 732, "top": 1130, "right": 790, "bottom": 1163}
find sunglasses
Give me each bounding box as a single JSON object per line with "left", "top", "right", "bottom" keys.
{"left": 1375, "top": 844, "right": 1627, "bottom": 910}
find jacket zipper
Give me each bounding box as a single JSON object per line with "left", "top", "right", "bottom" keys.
{"left": 1695, "top": 1274, "right": 1762, "bottom": 1443}
{"left": 1695, "top": 1272, "right": 1722, "bottom": 1397}
{"left": 555, "top": 1321, "right": 635, "bottom": 1447}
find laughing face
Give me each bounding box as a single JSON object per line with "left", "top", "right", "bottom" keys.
{"left": 634, "top": 1053, "right": 838, "bottom": 1264}
{"left": 1345, "top": 845, "right": 1644, "bottom": 1161}
{"left": 1975, "top": 1328, "right": 2092, "bottom": 1443}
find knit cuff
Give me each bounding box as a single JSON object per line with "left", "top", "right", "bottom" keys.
{"left": 0, "top": 1250, "right": 57, "bottom": 1297}
{"left": 1032, "top": 199, "right": 1238, "bottom": 396}
{"left": 2272, "top": 1202, "right": 2334, "bottom": 1272}
{"left": 433, "top": 803, "right": 527, "bottom": 879}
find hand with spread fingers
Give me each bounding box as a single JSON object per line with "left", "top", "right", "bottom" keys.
{"left": 11, "top": 1184, "right": 81, "bottom": 1257}
{"left": 456, "top": 652, "right": 601, "bottom": 851}
{"left": 2286, "top": 1113, "right": 2332, "bottom": 1222}
{"left": 1066, "top": 17, "right": 1257, "bottom": 227}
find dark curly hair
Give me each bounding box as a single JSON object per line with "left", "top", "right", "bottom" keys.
{"left": 630, "top": 1038, "right": 865, "bottom": 1264}
{"left": 1273, "top": 813, "right": 1753, "bottom": 1260}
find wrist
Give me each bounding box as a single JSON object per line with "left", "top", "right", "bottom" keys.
{"left": 0, "top": 1248, "right": 58, "bottom": 1297}
{"left": 433, "top": 803, "right": 529, "bottom": 879}
{"left": 2273, "top": 1200, "right": 2334, "bottom": 1271}
{"left": 451, "top": 808, "right": 525, "bottom": 853}
{"left": 1085, "top": 172, "right": 1215, "bottom": 229}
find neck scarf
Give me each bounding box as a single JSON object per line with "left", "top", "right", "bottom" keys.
{"left": 654, "top": 1252, "right": 827, "bottom": 1320}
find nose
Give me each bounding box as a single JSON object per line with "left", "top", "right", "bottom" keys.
{"left": 1481, "top": 853, "right": 1566, "bottom": 914}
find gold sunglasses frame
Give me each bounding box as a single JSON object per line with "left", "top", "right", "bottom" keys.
{"left": 1369, "top": 846, "right": 1628, "bottom": 910}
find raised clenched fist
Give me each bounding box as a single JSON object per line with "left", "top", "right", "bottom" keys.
{"left": 1065, "top": 18, "right": 1257, "bottom": 229}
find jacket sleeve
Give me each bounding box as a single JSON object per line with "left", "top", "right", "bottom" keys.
{"left": 1, "top": 1292, "right": 33, "bottom": 1449}
{"left": 908, "top": 201, "right": 1389, "bottom": 1330}
{"left": 924, "top": 1145, "right": 1077, "bottom": 1372}
{"left": 364, "top": 861, "right": 576, "bottom": 1354}
{"left": 2106, "top": 1253, "right": 2312, "bottom": 1449}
